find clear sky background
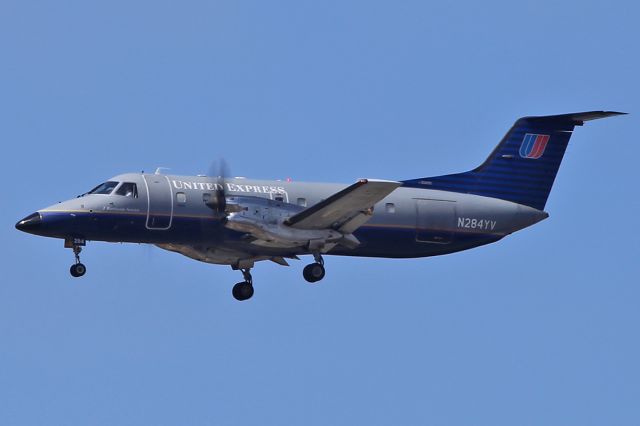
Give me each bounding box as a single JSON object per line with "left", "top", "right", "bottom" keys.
{"left": 1, "top": 1, "right": 639, "bottom": 425}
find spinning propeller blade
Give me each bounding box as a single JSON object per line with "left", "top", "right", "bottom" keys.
{"left": 205, "top": 158, "right": 231, "bottom": 217}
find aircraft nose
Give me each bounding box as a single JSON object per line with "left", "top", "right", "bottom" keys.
{"left": 15, "top": 212, "right": 42, "bottom": 233}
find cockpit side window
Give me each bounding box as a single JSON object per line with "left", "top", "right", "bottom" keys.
{"left": 115, "top": 182, "right": 138, "bottom": 198}
{"left": 88, "top": 181, "right": 119, "bottom": 195}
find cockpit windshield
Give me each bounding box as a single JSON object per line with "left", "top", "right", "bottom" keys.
{"left": 88, "top": 181, "right": 119, "bottom": 195}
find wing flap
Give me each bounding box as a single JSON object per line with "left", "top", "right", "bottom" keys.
{"left": 285, "top": 179, "right": 401, "bottom": 230}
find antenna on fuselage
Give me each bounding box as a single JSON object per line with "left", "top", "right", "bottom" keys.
{"left": 154, "top": 167, "right": 171, "bottom": 175}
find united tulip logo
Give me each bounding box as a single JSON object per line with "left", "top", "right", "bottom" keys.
{"left": 519, "top": 133, "right": 550, "bottom": 159}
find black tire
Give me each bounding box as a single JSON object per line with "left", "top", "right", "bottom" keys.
{"left": 232, "top": 281, "right": 254, "bottom": 301}
{"left": 303, "top": 263, "right": 325, "bottom": 283}
{"left": 70, "top": 263, "right": 86, "bottom": 278}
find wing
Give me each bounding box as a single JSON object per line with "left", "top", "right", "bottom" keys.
{"left": 284, "top": 179, "right": 401, "bottom": 232}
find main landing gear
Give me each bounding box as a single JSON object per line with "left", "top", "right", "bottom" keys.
{"left": 230, "top": 254, "right": 327, "bottom": 301}
{"left": 232, "top": 268, "right": 254, "bottom": 301}
{"left": 303, "top": 253, "right": 325, "bottom": 283}
{"left": 67, "top": 240, "right": 87, "bottom": 278}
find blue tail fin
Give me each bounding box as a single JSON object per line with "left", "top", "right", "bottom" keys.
{"left": 402, "top": 111, "right": 625, "bottom": 210}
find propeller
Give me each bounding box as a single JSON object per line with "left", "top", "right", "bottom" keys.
{"left": 205, "top": 158, "right": 232, "bottom": 218}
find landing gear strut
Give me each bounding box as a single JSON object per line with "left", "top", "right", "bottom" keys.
{"left": 67, "top": 240, "right": 87, "bottom": 278}
{"left": 232, "top": 268, "right": 254, "bottom": 301}
{"left": 303, "top": 253, "right": 325, "bottom": 283}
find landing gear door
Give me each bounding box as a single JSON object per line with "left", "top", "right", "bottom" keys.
{"left": 415, "top": 199, "right": 456, "bottom": 244}
{"left": 143, "top": 175, "right": 173, "bottom": 230}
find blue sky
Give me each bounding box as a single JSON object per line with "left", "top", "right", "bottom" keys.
{"left": 1, "top": 1, "right": 639, "bottom": 424}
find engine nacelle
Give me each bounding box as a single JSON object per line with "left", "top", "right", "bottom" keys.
{"left": 225, "top": 214, "right": 343, "bottom": 247}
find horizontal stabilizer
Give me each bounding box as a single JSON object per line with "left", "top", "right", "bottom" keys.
{"left": 519, "top": 111, "right": 626, "bottom": 126}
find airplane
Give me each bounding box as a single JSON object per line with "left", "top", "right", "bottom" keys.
{"left": 16, "top": 111, "right": 625, "bottom": 301}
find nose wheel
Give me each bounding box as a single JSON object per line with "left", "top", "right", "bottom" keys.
{"left": 66, "top": 239, "right": 87, "bottom": 278}
{"left": 70, "top": 262, "right": 87, "bottom": 277}
{"left": 303, "top": 253, "right": 326, "bottom": 283}
{"left": 232, "top": 268, "right": 254, "bottom": 301}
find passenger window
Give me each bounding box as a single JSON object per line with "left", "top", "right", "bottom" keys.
{"left": 88, "top": 181, "right": 119, "bottom": 195}
{"left": 176, "top": 192, "right": 187, "bottom": 205}
{"left": 386, "top": 203, "right": 396, "bottom": 213}
{"left": 297, "top": 198, "right": 307, "bottom": 207}
{"left": 115, "top": 182, "right": 138, "bottom": 198}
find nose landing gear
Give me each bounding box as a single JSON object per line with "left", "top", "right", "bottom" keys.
{"left": 70, "top": 261, "right": 86, "bottom": 277}
{"left": 66, "top": 238, "right": 87, "bottom": 278}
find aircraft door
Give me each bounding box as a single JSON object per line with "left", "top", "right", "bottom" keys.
{"left": 415, "top": 199, "right": 456, "bottom": 244}
{"left": 143, "top": 175, "right": 173, "bottom": 230}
